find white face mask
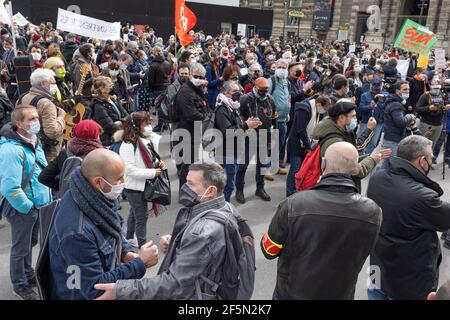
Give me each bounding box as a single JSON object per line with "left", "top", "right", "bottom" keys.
{"left": 100, "top": 177, "right": 125, "bottom": 200}
{"left": 31, "top": 52, "right": 42, "bottom": 61}
{"left": 49, "top": 84, "right": 58, "bottom": 95}
{"left": 191, "top": 78, "right": 205, "bottom": 87}
{"left": 143, "top": 125, "right": 153, "bottom": 137}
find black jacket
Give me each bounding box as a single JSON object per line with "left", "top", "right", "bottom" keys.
{"left": 368, "top": 157, "right": 450, "bottom": 300}
{"left": 287, "top": 99, "right": 312, "bottom": 157}
{"left": 410, "top": 78, "right": 429, "bottom": 110}
{"left": 90, "top": 98, "right": 128, "bottom": 146}
{"left": 415, "top": 92, "right": 446, "bottom": 126}
{"left": 262, "top": 173, "right": 382, "bottom": 300}
{"left": 382, "top": 95, "right": 414, "bottom": 143}
{"left": 38, "top": 148, "right": 69, "bottom": 191}
{"left": 148, "top": 56, "right": 171, "bottom": 92}
{"left": 61, "top": 40, "right": 78, "bottom": 65}
{"left": 239, "top": 91, "right": 276, "bottom": 129}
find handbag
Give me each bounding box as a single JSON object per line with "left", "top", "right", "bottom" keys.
{"left": 136, "top": 138, "right": 171, "bottom": 206}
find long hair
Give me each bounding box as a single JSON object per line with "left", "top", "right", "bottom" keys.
{"left": 122, "top": 111, "right": 152, "bottom": 144}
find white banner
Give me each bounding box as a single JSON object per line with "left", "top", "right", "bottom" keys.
{"left": 13, "top": 12, "right": 29, "bottom": 27}
{"left": 397, "top": 60, "right": 409, "bottom": 80}
{"left": 56, "top": 8, "right": 121, "bottom": 40}
{"left": 435, "top": 49, "right": 446, "bottom": 71}
{"left": 0, "top": 3, "right": 11, "bottom": 25}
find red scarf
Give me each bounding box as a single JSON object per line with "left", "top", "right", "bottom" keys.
{"left": 136, "top": 138, "right": 158, "bottom": 215}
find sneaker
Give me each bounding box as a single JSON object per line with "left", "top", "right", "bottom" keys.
{"left": 235, "top": 189, "right": 246, "bottom": 204}
{"left": 27, "top": 277, "right": 37, "bottom": 287}
{"left": 255, "top": 188, "right": 271, "bottom": 201}
{"left": 264, "top": 174, "right": 275, "bottom": 181}
{"left": 13, "top": 286, "right": 37, "bottom": 300}
{"left": 277, "top": 168, "right": 288, "bottom": 175}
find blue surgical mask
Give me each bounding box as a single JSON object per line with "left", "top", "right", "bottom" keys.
{"left": 275, "top": 68, "right": 288, "bottom": 79}
{"left": 401, "top": 93, "right": 409, "bottom": 100}
{"left": 27, "top": 120, "right": 40, "bottom": 135}
{"left": 120, "top": 64, "right": 128, "bottom": 71}
{"left": 346, "top": 118, "right": 358, "bottom": 132}
{"left": 109, "top": 70, "right": 119, "bottom": 77}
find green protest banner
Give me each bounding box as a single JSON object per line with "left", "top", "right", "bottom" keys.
{"left": 394, "top": 19, "right": 437, "bottom": 56}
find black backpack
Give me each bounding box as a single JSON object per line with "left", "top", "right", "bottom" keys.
{"left": 0, "top": 93, "right": 13, "bottom": 128}
{"left": 57, "top": 150, "right": 83, "bottom": 198}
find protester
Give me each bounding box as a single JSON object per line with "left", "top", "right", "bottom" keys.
{"left": 368, "top": 135, "right": 450, "bottom": 300}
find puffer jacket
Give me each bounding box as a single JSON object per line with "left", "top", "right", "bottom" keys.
{"left": 21, "top": 87, "right": 66, "bottom": 162}
{"left": 115, "top": 195, "right": 253, "bottom": 300}
{"left": 368, "top": 157, "right": 450, "bottom": 300}
{"left": 0, "top": 123, "right": 51, "bottom": 214}
{"left": 382, "top": 94, "right": 415, "bottom": 143}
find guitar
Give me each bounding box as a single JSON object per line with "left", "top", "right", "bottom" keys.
{"left": 63, "top": 64, "right": 88, "bottom": 142}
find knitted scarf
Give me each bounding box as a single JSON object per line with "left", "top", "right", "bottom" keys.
{"left": 68, "top": 138, "right": 103, "bottom": 156}
{"left": 69, "top": 167, "right": 122, "bottom": 245}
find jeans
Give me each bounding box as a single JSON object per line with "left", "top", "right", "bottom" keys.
{"left": 433, "top": 131, "right": 450, "bottom": 160}
{"left": 286, "top": 154, "right": 304, "bottom": 197}
{"left": 220, "top": 157, "right": 239, "bottom": 202}
{"left": 278, "top": 121, "right": 287, "bottom": 163}
{"left": 7, "top": 209, "right": 39, "bottom": 289}
{"left": 380, "top": 139, "right": 399, "bottom": 169}
{"left": 131, "top": 94, "right": 139, "bottom": 112}
{"left": 367, "top": 287, "right": 392, "bottom": 300}
{"left": 124, "top": 190, "right": 149, "bottom": 248}
{"left": 358, "top": 123, "right": 383, "bottom": 155}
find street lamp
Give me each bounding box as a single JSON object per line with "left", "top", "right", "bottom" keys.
{"left": 418, "top": 0, "right": 428, "bottom": 25}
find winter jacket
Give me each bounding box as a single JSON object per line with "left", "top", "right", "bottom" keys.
{"left": 21, "top": 88, "right": 66, "bottom": 162}
{"left": 148, "top": 56, "right": 171, "bottom": 92}
{"left": 415, "top": 92, "right": 446, "bottom": 127}
{"left": 312, "top": 117, "right": 377, "bottom": 191}
{"left": 368, "top": 156, "right": 450, "bottom": 300}
{"left": 115, "top": 196, "right": 252, "bottom": 300}
{"left": 382, "top": 95, "right": 415, "bottom": 143}
{"left": 358, "top": 90, "right": 389, "bottom": 124}
{"left": 48, "top": 187, "right": 146, "bottom": 300}
{"left": 288, "top": 99, "right": 312, "bottom": 157}
{"left": 262, "top": 173, "right": 381, "bottom": 300}
{"left": 205, "top": 64, "right": 223, "bottom": 109}
{"left": 61, "top": 40, "right": 79, "bottom": 66}
{"left": 410, "top": 78, "right": 429, "bottom": 111}
{"left": 115, "top": 130, "right": 161, "bottom": 192}
{"left": 90, "top": 98, "right": 128, "bottom": 146}
{"left": 239, "top": 91, "right": 276, "bottom": 130}
{"left": 0, "top": 123, "right": 50, "bottom": 214}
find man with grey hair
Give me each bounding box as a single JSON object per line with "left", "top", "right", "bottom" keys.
{"left": 266, "top": 59, "right": 291, "bottom": 180}
{"left": 262, "top": 142, "right": 382, "bottom": 299}
{"left": 173, "top": 62, "right": 209, "bottom": 192}
{"left": 95, "top": 162, "right": 255, "bottom": 300}
{"left": 20, "top": 68, "right": 66, "bottom": 162}
{"left": 368, "top": 135, "right": 450, "bottom": 300}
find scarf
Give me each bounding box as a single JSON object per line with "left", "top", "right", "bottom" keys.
{"left": 217, "top": 93, "right": 240, "bottom": 110}
{"left": 68, "top": 138, "right": 103, "bottom": 156}
{"left": 69, "top": 168, "right": 122, "bottom": 256}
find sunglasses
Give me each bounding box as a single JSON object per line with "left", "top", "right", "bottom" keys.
{"left": 193, "top": 75, "right": 206, "bottom": 80}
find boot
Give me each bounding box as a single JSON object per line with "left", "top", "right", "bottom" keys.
{"left": 256, "top": 188, "right": 271, "bottom": 201}
{"left": 277, "top": 168, "right": 288, "bottom": 175}
{"left": 264, "top": 174, "right": 275, "bottom": 181}
{"left": 235, "top": 189, "right": 246, "bottom": 204}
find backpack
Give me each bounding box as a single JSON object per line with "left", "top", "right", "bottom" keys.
{"left": 270, "top": 75, "right": 291, "bottom": 96}
{"left": 109, "top": 141, "right": 137, "bottom": 155}
{"left": 192, "top": 207, "right": 256, "bottom": 300}
{"left": 295, "top": 133, "right": 342, "bottom": 191}
{"left": 201, "top": 110, "right": 216, "bottom": 149}
{"left": 58, "top": 150, "right": 83, "bottom": 198}
{"left": 159, "top": 86, "right": 181, "bottom": 123}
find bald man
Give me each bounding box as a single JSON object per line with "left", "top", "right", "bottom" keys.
{"left": 47, "top": 149, "right": 159, "bottom": 300}
{"left": 261, "top": 142, "right": 382, "bottom": 300}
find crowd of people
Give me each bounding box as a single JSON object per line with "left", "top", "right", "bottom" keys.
{"left": 0, "top": 19, "right": 450, "bottom": 301}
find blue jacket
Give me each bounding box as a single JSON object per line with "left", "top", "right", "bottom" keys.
{"left": 0, "top": 124, "right": 50, "bottom": 214}
{"left": 383, "top": 95, "right": 414, "bottom": 143}
{"left": 205, "top": 64, "right": 223, "bottom": 109}
{"left": 48, "top": 190, "right": 146, "bottom": 300}
{"left": 269, "top": 76, "right": 291, "bottom": 122}
{"left": 358, "top": 90, "right": 389, "bottom": 124}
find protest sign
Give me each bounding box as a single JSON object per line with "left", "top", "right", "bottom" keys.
{"left": 394, "top": 19, "right": 437, "bottom": 56}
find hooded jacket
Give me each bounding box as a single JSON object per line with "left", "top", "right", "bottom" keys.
{"left": 382, "top": 94, "right": 415, "bottom": 143}
{"left": 0, "top": 123, "right": 50, "bottom": 214}
{"left": 368, "top": 157, "right": 450, "bottom": 299}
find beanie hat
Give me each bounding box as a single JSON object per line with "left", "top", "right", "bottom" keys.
{"left": 73, "top": 120, "right": 101, "bottom": 140}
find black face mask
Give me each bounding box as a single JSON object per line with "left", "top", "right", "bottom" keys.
{"left": 179, "top": 184, "right": 199, "bottom": 207}
{"left": 295, "top": 70, "right": 301, "bottom": 78}
{"left": 232, "top": 91, "right": 242, "bottom": 102}
{"left": 179, "top": 76, "right": 190, "bottom": 84}
{"left": 421, "top": 157, "right": 432, "bottom": 176}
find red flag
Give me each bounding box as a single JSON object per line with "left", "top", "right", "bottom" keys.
{"left": 175, "top": 0, "right": 197, "bottom": 46}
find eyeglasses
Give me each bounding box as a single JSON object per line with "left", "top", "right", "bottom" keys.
{"left": 193, "top": 75, "right": 206, "bottom": 80}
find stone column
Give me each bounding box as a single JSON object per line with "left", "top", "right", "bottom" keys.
{"left": 434, "top": 0, "right": 450, "bottom": 54}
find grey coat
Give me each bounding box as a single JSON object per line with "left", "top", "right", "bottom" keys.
{"left": 116, "top": 195, "right": 252, "bottom": 300}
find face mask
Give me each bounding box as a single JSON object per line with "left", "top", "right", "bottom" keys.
{"left": 317, "top": 105, "right": 327, "bottom": 114}
{"left": 109, "top": 70, "right": 119, "bottom": 77}
{"left": 179, "top": 183, "right": 199, "bottom": 207}
{"left": 179, "top": 76, "right": 189, "bottom": 84}
{"left": 318, "top": 67, "right": 324, "bottom": 73}
{"left": 231, "top": 91, "right": 242, "bottom": 102}
{"left": 346, "top": 118, "right": 358, "bottom": 132}
{"left": 431, "top": 87, "right": 441, "bottom": 95}
{"left": 275, "top": 68, "right": 288, "bottom": 79}
{"left": 295, "top": 70, "right": 302, "bottom": 78}
{"left": 56, "top": 69, "right": 66, "bottom": 79}
{"left": 100, "top": 177, "right": 125, "bottom": 200}
{"left": 49, "top": 84, "right": 59, "bottom": 95}
{"left": 31, "top": 52, "right": 42, "bottom": 61}
{"left": 191, "top": 78, "right": 205, "bottom": 87}
{"left": 27, "top": 120, "right": 40, "bottom": 135}
{"left": 371, "top": 85, "right": 381, "bottom": 93}
{"left": 401, "top": 93, "right": 409, "bottom": 100}
{"left": 120, "top": 64, "right": 128, "bottom": 71}
{"left": 143, "top": 125, "right": 153, "bottom": 137}
{"left": 255, "top": 88, "right": 268, "bottom": 100}
{"left": 421, "top": 157, "right": 431, "bottom": 176}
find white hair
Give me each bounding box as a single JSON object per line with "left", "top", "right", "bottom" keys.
{"left": 249, "top": 63, "right": 262, "bottom": 72}
{"left": 30, "top": 68, "right": 55, "bottom": 87}
{"left": 276, "top": 59, "right": 289, "bottom": 68}
{"left": 190, "top": 62, "right": 206, "bottom": 75}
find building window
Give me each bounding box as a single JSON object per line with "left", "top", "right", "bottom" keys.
{"left": 240, "top": 0, "right": 249, "bottom": 7}
{"left": 289, "top": 0, "right": 301, "bottom": 8}
{"left": 288, "top": 16, "right": 300, "bottom": 26}
{"left": 262, "top": 0, "right": 273, "bottom": 8}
